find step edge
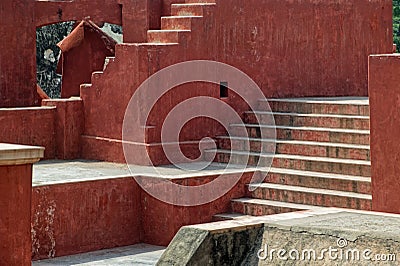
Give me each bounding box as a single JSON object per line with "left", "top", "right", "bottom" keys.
{"left": 232, "top": 197, "right": 327, "bottom": 209}
{"left": 216, "top": 136, "right": 370, "bottom": 149}
{"left": 206, "top": 149, "right": 371, "bottom": 165}
{"left": 249, "top": 183, "right": 372, "bottom": 199}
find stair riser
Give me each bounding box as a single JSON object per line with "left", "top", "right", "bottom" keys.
{"left": 245, "top": 112, "right": 370, "bottom": 130}
{"left": 218, "top": 139, "right": 370, "bottom": 160}
{"left": 264, "top": 173, "right": 371, "bottom": 194}
{"left": 231, "top": 201, "right": 305, "bottom": 216}
{"left": 212, "top": 216, "right": 231, "bottom": 222}
{"left": 147, "top": 31, "right": 180, "bottom": 43}
{"left": 215, "top": 153, "right": 370, "bottom": 176}
{"left": 172, "top": 5, "right": 204, "bottom": 16}
{"left": 259, "top": 101, "right": 369, "bottom": 116}
{"left": 230, "top": 127, "right": 369, "bottom": 145}
{"left": 186, "top": 0, "right": 216, "bottom": 3}
{"left": 250, "top": 188, "right": 371, "bottom": 210}
{"left": 161, "top": 17, "right": 196, "bottom": 30}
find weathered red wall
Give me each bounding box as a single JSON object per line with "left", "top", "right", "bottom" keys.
{"left": 0, "top": 165, "right": 32, "bottom": 266}
{"left": 31, "top": 177, "right": 142, "bottom": 260}
{"left": 216, "top": 0, "right": 392, "bottom": 97}
{"left": 141, "top": 172, "right": 253, "bottom": 246}
{"left": 0, "top": 0, "right": 37, "bottom": 107}
{"left": 35, "top": 0, "right": 122, "bottom": 27}
{"left": 369, "top": 54, "right": 400, "bottom": 214}
{"left": 81, "top": 0, "right": 392, "bottom": 165}
{"left": 31, "top": 172, "right": 253, "bottom": 259}
{"left": 0, "top": 107, "right": 56, "bottom": 158}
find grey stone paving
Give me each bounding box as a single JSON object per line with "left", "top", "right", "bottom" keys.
{"left": 32, "top": 244, "right": 165, "bottom": 266}
{"left": 33, "top": 160, "right": 258, "bottom": 186}
{"left": 33, "top": 160, "right": 130, "bottom": 186}
{"left": 267, "top": 211, "right": 400, "bottom": 242}
{"left": 159, "top": 209, "right": 400, "bottom": 265}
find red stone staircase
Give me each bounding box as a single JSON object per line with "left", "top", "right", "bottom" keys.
{"left": 208, "top": 97, "right": 372, "bottom": 218}
{"left": 81, "top": 0, "right": 372, "bottom": 216}
{"left": 80, "top": 0, "right": 220, "bottom": 163}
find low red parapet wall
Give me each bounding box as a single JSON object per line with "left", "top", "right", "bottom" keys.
{"left": 140, "top": 172, "right": 254, "bottom": 246}
{"left": 0, "top": 99, "right": 84, "bottom": 160}
{"left": 31, "top": 177, "right": 142, "bottom": 260}
{"left": 0, "top": 107, "right": 56, "bottom": 158}
{"left": 369, "top": 54, "right": 400, "bottom": 214}
{"left": 31, "top": 172, "right": 253, "bottom": 259}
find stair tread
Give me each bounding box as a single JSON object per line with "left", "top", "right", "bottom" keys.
{"left": 213, "top": 213, "right": 253, "bottom": 220}
{"left": 134, "top": 43, "right": 180, "bottom": 46}
{"left": 172, "top": 3, "right": 216, "bottom": 6}
{"left": 232, "top": 198, "right": 327, "bottom": 210}
{"left": 249, "top": 183, "right": 372, "bottom": 199}
{"left": 267, "top": 167, "right": 371, "bottom": 182}
{"left": 230, "top": 123, "right": 370, "bottom": 134}
{"left": 207, "top": 149, "right": 371, "bottom": 165}
{"left": 216, "top": 136, "right": 370, "bottom": 149}
{"left": 246, "top": 111, "right": 369, "bottom": 119}
{"left": 148, "top": 29, "right": 191, "bottom": 33}
{"left": 262, "top": 97, "right": 369, "bottom": 105}
{"left": 162, "top": 15, "right": 203, "bottom": 18}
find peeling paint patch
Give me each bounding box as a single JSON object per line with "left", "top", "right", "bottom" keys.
{"left": 31, "top": 188, "right": 57, "bottom": 260}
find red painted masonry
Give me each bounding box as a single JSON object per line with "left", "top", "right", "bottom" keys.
{"left": 0, "top": 144, "right": 43, "bottom": 265}
{"left": 81, "top": 0, "right": 392, "bottom": 164}
{"left": 369, "top": 54, "right": 400, "bottom": 214}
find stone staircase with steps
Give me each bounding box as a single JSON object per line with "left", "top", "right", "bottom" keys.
{"left": 206, "top": 97, "right": 372, "bottom": 218}
{"left": 148, "top": 2, "right": 216, "bottom": 43}
{"left": 89, "top": 1, "right": 218, "bottom": 85}
{"left": 80, "top": 0, "right": 220, "bottom": 163}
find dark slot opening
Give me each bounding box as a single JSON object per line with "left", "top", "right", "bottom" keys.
{"left": 220, "top": 81, "right": 228, "bottom": 98}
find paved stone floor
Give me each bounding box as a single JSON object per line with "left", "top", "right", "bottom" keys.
{"left": 32, "top": 244, "right": 165, "bottom": 265}
{"left": 33, "top": 160, "right": 257, "bottom": 186}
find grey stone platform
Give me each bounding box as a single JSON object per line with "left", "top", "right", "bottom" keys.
{"left": 33, "top": 160, "right": 257, "bottom": 186}
{"left": 158, "top": 208, "right": 400, "bottom": 265}
{"left": 32, "top": 244, "right": 165, "bottom": 265}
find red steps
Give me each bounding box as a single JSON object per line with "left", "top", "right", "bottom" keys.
{"left": 211, "top": 97, "right": 372, "bottom": 218}
{"left": 216, "top": 137, "right": 370, "bottom": 160}
{"left": 244, "top": 111, "right": 370, "bottom": 130}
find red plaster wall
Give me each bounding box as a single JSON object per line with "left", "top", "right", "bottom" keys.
{"left": 162, "top": 0, "right": 185, "bottom": 17}
{"left": 217, "top": 0, "right": 392, "bottom": 97}
{"left": 0, "top": 0, "right": 37, "bottom": 107}
{"left": 31, "top": 177, "right": 142, "bottom": 260}
{"left": 0, "top": 107, "right": 56, "bottom": 158}
{"left": 140, "top": 172, "right": 253, "bottom": 245}
{"left": 81, "top": 0, "right": 392, "bottom": 165}
{"left": 31, "top": 172, "right": 253, "bottom": 258}
{"left": 0, "top": 164, "right": 32, "bottom": 266}
{"left": 42, "top": 98, "right": 84, "bottom": 159}
{"left": 369, "top": 54, "right": 400, "bottom": 214}
{"left": 35, "top": 0, "right": 122, "bottom": 27}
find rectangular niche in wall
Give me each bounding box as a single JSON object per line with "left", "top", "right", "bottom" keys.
{"left": 220, "top": 81, "right": 228, "bottom": 98}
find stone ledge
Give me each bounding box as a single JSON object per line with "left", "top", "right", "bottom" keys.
{"left": 159, "top": 209, "right": 400, "bottom": 265}
{"left": 0, "top": 143, "right": 44, "bottom": 166}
